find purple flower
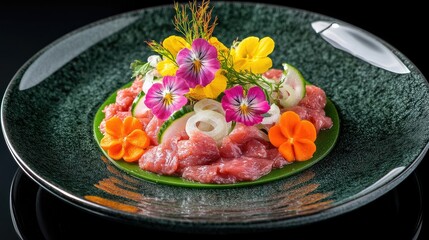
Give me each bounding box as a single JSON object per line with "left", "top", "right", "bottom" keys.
{"left": 144, "top": 76, "right": 189, "bottom": 120}
{"left": 221, "top": 85, "right": 270, "bottom": 126}
{"left": 176, "top": 38, "right": 220, "bottom": 88}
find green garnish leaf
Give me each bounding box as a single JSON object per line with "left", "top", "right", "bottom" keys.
{"left": 130, "top": 60, "right": 152, "bottom": 78}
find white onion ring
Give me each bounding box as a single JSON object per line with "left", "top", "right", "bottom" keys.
{"left": 279, "top": 84, "right": 300, "bottom": 108}
{"left": 186, "top": 110, "right": 228, "bottom": 143}
{"left": 261, "top": 103, "right": 281, "bottom": 125}
{"left": 194, "top": 99, "right": 225, "bottom": 115}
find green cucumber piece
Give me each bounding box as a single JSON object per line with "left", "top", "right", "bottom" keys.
{"left": 131, "top": 91, "right": 148, "bottom": 117}
{"left": 157, "top": 106, "right": 195, "bottom": 143}
{"left": 280, "top": 63, "right": 307, "bottom": 107}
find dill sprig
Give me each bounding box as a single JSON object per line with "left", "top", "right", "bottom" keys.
{"left": 220, "top": 51, "right": 282, "bottom": 103}
{"left": 173, "top": 0, "right": 218, "bottom": 43}
{"left": 146, "top": 40, "right": 176, "bottom": 63}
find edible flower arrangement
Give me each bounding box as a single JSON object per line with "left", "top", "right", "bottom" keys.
{"left": 98, "top": 0, "right": 333, "bottom": 184}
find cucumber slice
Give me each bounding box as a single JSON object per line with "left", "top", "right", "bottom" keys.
{"left": 157, "top": 106, "right": 195, "bottom": 143}
{"left": 131, "top": 91, "right": 148, "bottom": 117}
{"left": 279, "top": 63, "right": 307, "bottom": 108}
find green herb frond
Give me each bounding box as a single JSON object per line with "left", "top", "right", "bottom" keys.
{"left": 146, "top": 40, "right": 176, "bottom": 63}
{"left": 173, "top": 0, "right": 217, "bottom": 43}
{"left": 130, "top": 60, "right": 152, "bottom": 78}
{"left": 220, "top": 51, "right": 282, "bottom": 103}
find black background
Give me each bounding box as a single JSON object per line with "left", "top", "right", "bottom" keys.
{"left": 1, "top": 1, "right": 428, "bottom": 239}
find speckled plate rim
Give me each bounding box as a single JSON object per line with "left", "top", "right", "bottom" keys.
{"left": 2, "top": 2, "right": 429, "bottom": 232}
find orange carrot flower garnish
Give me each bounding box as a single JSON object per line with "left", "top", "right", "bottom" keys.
{"left": 268, "top": 111, "right": 317, "bottom": 162}
{"left": 100, "top": 116, "right": 150, "bottom": 162}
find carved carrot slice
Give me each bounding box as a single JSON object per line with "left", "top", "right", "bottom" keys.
{"left": 101, "top": 116, "right": 150, "bottom": 162}
{"left": 269, "top": 111, "right": 317, "bottom": 162}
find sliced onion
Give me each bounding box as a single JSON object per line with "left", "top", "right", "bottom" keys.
{"left": 279, "top": 84, "right": 300, "bottom": 108}
{"left": 261, "top": 103, "right": 280, "bottom": 125}
{"left": 194, "top": 99, "right": 225, "bottom": 115}
{"left": 186, "top": 110, "right": 228, "bottom": 143}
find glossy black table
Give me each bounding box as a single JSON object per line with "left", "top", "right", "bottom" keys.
{"left": 1, "top": 1, "right": 428, "bottom": 239}
{"left": 9, "top": 167, "right": 424, "bottom": 239}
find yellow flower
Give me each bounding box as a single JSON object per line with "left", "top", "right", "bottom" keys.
{"left": 232, "top": 36, "right": 275, "bottom": 74}
{"left": 157, "top": 36, "right": 190, "bottom": 76}
{"left": 157, "top": 59, "right": 178, "bottom": 76}
{"left": 188, "top": 70, "right": 227, "bottom": 100}
{"left": 162, "top": 35, "right": 190, "bottom": 57}
{"left": 209, "top": 36, "right": 229, "bottom": 57}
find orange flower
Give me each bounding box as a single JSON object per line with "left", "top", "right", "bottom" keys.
{"left": 268, "top": 111, "right": 317, "bottom": 162}
{"left": 100, "top": 116, "right": 150, "bottom": 162}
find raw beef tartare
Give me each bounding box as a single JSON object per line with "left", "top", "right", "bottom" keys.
{"left": 97, "top": 0, "right": 333, "bottom": 184}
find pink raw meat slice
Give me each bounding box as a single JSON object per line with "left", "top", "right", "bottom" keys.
{"left": 219, "top": 157, "right": 273, "bottom": 181}
{"left": 182, "top": 157, "right": 273, "bottom": 184}
{"left": 299, "top": 85, "right": 326, "bottom": 110}
{"left": 115, "top": 79, "right": 142, "bottom": 111}
{"left": 288, "top": 106, "right": 332, "bottom": 132}
{"left": 243, "top": 139, "right": 268, "bottom": 158}
{"left": 267, "top": 149, "right": 290, "bottom": 169}
{"left": 145, "top": 117, "right": 164, "bottom": 145}
{"left": 228, "top": 124, "right": 267, "bottom": 144}
{"left": 139, "top": 137, "right": 179, "bottom": 175}
{"left": 220, "top": 124, "right": 268, "bottom": 158}
{"left": 287, "top": 85, "right": 333, "bottom": 132}
{"left": 116, "top": 88, "right": 136, "bottom": 111}
{"left": 100, "top": 78, "right": 143, "bottom": 133}
{"left": 263, "top": 69, "right": 283, "bottom": 80}
{"left": 219, "top": 137, "right": 242, "bottom": 158}
{"left": 100, "top": 104, "right": 131, "bottom": 133}
{"left": 129, "top": 77, "right": 143, "bottom": 95}
{"left": 177, "top": 131, "right": 220, "bottom": 170}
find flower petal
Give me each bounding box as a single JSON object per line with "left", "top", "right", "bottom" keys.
{"left": 187, "top": 85, "right": 206, "bottom": 100}
{"left": 176, "top": 48, "right": 192, "bottom": 66}
{"left": 268, "top": 125, "right": 288, "bottom": 147}
{"left": 249, "top": 57, "right": 272, "bottom": 74}
{"left": 232, "top": 36, "right": 274, "bottom": 74}
{"left": 247, "top": 86, "right": 270, "bottom": 113}
{"left": 100, "top": 134, "right": 122, "bottom": 150}
{"left": 294, "top": 120, "right": 317, "bottom": 142}
{"left": 144, "top": 83, "right": 164, "bottom": 108}
{"left": 222, "top": 85, "right": 244, "bottom": 112}
{"left": 197, "top": 66, "right": 217, "bottom": 87}
{"left": 163, "top": 76, "right": 189, "bottom": 96}
{"left": 123, "top": 116, "right": 143, "bottom": 136}
{"left": 123, "top": 144, "right": 145, "bottom": 162}
{"left": 255, "top": 37, "right": 275, "bottom": 57}
{"left": 202, "top": 71, "right": 227, "bottom": 99}
{"left": 293, "top": 139, "right": 316, "bottom": 161}
{"left": 105, "top": 117, "right": 123, "bottom": 138}
{"left": 247, "top": 86, "right": 266, "bottom": 103}
{"left": 236, "top": 36, "right": 259, "bottom": 58}
{"left": 209, "top": 37, "right": 229, "bottom": 56}
{"left": 176, "top": 38, "right": 220, "bottom": 88}
{"left": 162, "top": 35, "right": 189, "bottom": 57}
{"left": 151, "top": 100, "right": 175, "bottom": 120}
{"left": 126, "top": 129, "right": 150, "bottom": 148}
{"left": 279, "top": 111, "right": 300, "bottom": 138}
{"left": 107, "top": 144, "right": 125, "bottom": 160}
{"left": 223, "top": 85, "right": 244, "bottom": 100}
{"left": 279, "top": 141, "right": 295, "bottom": 162}
{"left": 193, "top": 38, "right": 218, "bottom": 60}
{"left": 145, "top": 76, "right": 188, "bottom": 120}
{"left": 156, "top": 59, "right": 177, "bottom": 76}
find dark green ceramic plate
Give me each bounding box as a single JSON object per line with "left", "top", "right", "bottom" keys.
{"left": 93, "top": 83, "right": 339, "bottom": 188}
{"left": 2, "top": 2, "right": 429, "bottom": 232}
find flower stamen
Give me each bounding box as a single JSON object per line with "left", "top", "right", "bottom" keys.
{"left": 163, "top": 92, "right": 174, "bottom": 106}
{"left": 193, "top": 59, "right": 202, "bottom": 73}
